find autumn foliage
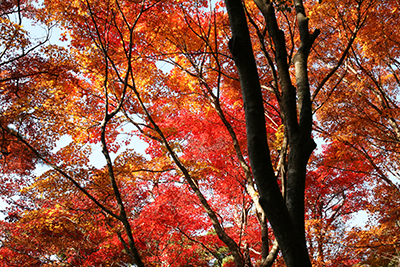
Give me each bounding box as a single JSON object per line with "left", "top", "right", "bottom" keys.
{"left": 0, "top": 0, "right": 399, "bottom": 266}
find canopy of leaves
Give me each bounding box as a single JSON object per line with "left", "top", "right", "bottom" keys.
{"left": 0, "top": 0, "right": 399, "bottom": 266}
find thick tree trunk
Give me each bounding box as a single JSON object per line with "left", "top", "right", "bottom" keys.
{"left": 223, "top": 0, "right": 316, "bottom": 266}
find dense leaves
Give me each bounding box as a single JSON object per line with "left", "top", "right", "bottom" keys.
{"left": 0, "top": 0, "right": 399, "bottom": 266}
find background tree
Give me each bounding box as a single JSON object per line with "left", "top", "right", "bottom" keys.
{"left": 313, "top": 1, "right": 400, "bottom": 265}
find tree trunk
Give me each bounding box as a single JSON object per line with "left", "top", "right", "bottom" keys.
{"left": 224, "top": 0, "right": 317, "bottom": 266}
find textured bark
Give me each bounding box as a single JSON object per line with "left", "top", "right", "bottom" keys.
{"left": 287, "top": 0, "right": 319, "bottom": 242}
{"left": 224, "top": 0, "right": 318, "bottom": 266}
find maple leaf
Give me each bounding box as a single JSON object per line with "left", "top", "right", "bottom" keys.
{"left": 1, "top": 0, "right": 400, "bottom": 266}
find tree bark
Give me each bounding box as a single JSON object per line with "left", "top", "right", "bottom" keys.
{"left": 224, "top": 0, "right": 316, "bottom": 266}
